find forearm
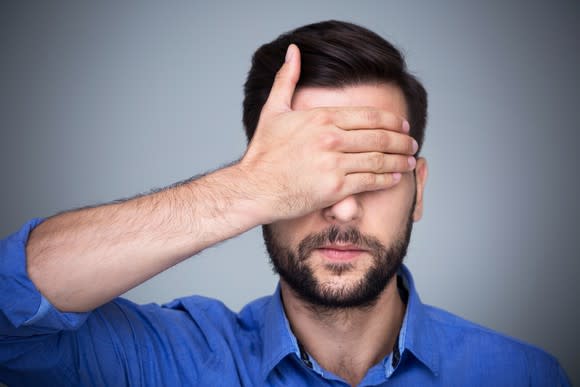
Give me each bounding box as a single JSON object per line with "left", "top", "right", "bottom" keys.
{"left": 26, "top": 164, "right": 265, "bottom": 313}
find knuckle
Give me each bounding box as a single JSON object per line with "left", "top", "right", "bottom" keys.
{"left": 311, "top": 109, "right": 333, "bottom": 126}
{"left": 317, "top": 131, "right": 341, "bottom": 150}
{"left": 363, "top": 110, "right": 381, "bottom": 127}
{"left": 371, "top": 153, "right": 384, "bottom": 171}
{"left": 375, "top": 174, "right": 390, "bottom": 189}
{"left": 326, "top": 173, "right": 345, "bottom": 195}
{"left": 318, "top": 153, "right": 339, "bottom": 171}
{"left": 395, "top": 156, "right": 407, "bottom": 171}
{"left": 363, "top": 173, "right": 378, "bottom": 189}
{"left": 377, "top": 133, "right": 390, "bottom": 150}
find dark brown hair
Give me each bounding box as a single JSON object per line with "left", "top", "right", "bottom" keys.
{"left": 242, "top": 20, "right": 428, "bottom": 154}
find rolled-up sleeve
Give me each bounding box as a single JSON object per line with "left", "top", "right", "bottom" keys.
{"left": 0, "top": 219, "right": 90, "bottom": 337}
{"left": 0, "top": 220, "right": 207, "bottom": 386}
{"left": 0, "top": 219, "right": 95, "bottom": 385}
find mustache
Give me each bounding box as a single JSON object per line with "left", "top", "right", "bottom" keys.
{"left": 297, "top": 225, "right": 386, "bottom": 261}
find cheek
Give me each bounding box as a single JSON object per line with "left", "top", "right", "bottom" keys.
{"left": 269, "top": 216, "right": 313, "bottom": 248}
{"left": 360, "top": 187, "right": 414, "bottom": 232}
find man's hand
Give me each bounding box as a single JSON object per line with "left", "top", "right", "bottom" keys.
{"left": 238, "top": 44, "right": 418, "bottom": 223}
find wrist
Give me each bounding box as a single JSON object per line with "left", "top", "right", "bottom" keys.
{"left": 190, "top": 163, "right": 274, "bottom": 231}
{"left": 225, "top": 162, "right": 278, "bottom": 226}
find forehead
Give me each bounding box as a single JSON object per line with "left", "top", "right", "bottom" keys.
{"left": 291, "top": 83, "right": 407, "bottom": 119}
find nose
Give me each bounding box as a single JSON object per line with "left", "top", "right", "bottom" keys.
{"left": 322, "top": 195, "right": 363, "bottom": 224}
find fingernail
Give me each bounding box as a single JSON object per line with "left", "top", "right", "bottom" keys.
{"left": 393, "top": 173, "right": 402, "bottom": 182}
{"left": 402, "top": 120, "right": 410, "bottom": 133}
{"left": 408, "top": 156, "right": 416, "bottom": 168}
{"left": 412, "top": 139, "right": 418, "bottom": 154}
{"left": 285, "top": 45, "right": 294, "bottom": 63}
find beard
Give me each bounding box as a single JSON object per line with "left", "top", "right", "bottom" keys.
{"left": 262, "top": 203, "right": 415, "bottom": 309}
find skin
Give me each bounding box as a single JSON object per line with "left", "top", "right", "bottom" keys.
{"left": 271, "top": 84, "right": 428, "bottom": 386}
{"left": 24, "top": 44, "right": 424, "bottom": 385}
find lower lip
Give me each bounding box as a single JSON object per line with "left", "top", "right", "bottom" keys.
{"left": 316, "top": 248, "right": 366, "bottom": 261}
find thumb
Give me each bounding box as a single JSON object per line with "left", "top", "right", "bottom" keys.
{"left": 263, "top": 44, "right": 301, "bottom": 113}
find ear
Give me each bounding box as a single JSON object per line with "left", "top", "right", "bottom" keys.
{"left": 412, "top": 158, "right": 428, "bottom": 222}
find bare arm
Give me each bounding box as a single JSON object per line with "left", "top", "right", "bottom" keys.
{"left": 26, "top": 44, "right": 417, "bottom": 313}
{"left": 26, "top": 165, "right": 266, "bottom": 312}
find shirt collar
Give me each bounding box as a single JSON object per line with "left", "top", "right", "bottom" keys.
{"left": 260, "top": 264, "right": 440, "bottom": 380}
{"left": 260, "top": 284, "right": 300, "bottom": 380}
{"left": 398, "top": 264, "right": 440, "bottom": 375}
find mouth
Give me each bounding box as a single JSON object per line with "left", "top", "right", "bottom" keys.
{"left": 315, "top": 244, "right": 368, "bottom": 262}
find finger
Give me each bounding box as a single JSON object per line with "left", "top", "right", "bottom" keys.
{"left": 263, "top": 44, "right": 301, "bottom": 113}
{"left": 339, "top": 129, "right": 418, "bottom": 155}
{"left": 343, "top": 172, "right": 402, "bottom": 195}
{"left": 329, "top": 108, "right": 410, "bottom": 133}
{"left": 340, "top": 152, "right": 416, "bottom": 174}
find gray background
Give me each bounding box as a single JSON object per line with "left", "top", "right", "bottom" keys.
{"left": 1, "top": 1, "right": 578, "bottom": 384}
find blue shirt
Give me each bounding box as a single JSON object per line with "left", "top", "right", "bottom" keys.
{"left": 0, "top": 219, "right": 570, "bottom": 386}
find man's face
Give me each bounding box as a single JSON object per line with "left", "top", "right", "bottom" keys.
{"left": 263, "top": 83, "right": 427, "bottom": 308}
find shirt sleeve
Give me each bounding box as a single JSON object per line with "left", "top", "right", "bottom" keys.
{"left": 0, "top": 218, "right": 90, "bottom": 337}
{"left": 0, "top": 219, "right": 207, "bottom": 386}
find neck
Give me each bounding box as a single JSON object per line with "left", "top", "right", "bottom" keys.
{"left": 280, "top": 276, "right": 406, "bottom": 386}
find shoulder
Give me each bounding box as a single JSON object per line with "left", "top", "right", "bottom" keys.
{"left": 422, "top": 304, "right": 569, "bottom": 385}
{"left": 162, "top": 293, "right": 272, "bottom": 327}
{"left": 425, "top": 303, "right": 549, "bottom": 356}
{"left": 90, "top": 295, "right": 275, "bottom": 383}
{"left": 93, "top": 293, "right": 274, "bottom": 338}
{"left": 155, "top": 293, "right": 273, "bottom": 344}
{"left": 86, "top": 294, "right": 272, "bottom": 350}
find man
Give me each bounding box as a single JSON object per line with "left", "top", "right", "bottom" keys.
{"left": 0, "top": 20, "right": 570, "bottom": 386}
